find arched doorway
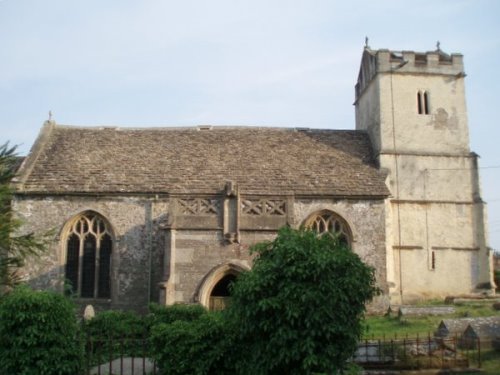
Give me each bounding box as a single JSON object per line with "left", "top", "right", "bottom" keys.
{"left": 197, "top": 262, "right": 249, "bottom": 311}
{"left": 209, "top": 273, "right": 237, "bottom": 311}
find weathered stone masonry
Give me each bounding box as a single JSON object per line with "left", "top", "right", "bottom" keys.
{"left": 13, "top": 192, "right": 387, "bottom": 312}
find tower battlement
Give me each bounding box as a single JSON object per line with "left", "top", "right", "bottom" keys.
{"left": 356, "top": 48, "right": 464, "bottom": 101}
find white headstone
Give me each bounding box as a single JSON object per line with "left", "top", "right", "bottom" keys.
{"left": 83, "top": 304, "right": 95, "bottom": 321}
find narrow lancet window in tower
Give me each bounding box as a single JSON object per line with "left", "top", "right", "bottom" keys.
{"left": 423, "top": 91, "right": 430, "bottom": 114}
{"left": 417, "top": 91, "right": 430, "bottom": 115}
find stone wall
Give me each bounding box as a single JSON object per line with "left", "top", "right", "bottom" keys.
{"left": 13, "top": 194, "right": 168, "bottom": 312}
{"left": 14, "top": 193, "right": 387, "bottom": 312}
{"left": 294, "top": 198, "right": 387, "bottom": 291}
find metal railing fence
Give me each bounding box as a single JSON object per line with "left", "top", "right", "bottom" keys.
{"left": 355, "top": 333, "right": 482, "bottom": 370}
{"left": 81, "top": 333, "right": 484, "bottom": 374}
{"left": 84, "top": 336, "right": 156, "bottom": 375}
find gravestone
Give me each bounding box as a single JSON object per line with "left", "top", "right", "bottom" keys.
{"left": 83, "top": 304, "right": 95, "bottom": 321}
{"left": 461, "top": 316, "right": 500, "bottom": 349}
{"left": 434, "top": 318, "right": 477, "bottom": 338}
{"left": 398, "top": 305, "right": 455, "bottom": 317}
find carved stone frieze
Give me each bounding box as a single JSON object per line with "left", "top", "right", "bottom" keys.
{"left": 241, "top": 199, "right": 286, "bottom": 216}
{"left": 177, "top": 198, "right": 219, "bottom": 215}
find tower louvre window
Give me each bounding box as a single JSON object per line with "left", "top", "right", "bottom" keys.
{"left": 417, "top": 91, "right": 430, "bottom": 115}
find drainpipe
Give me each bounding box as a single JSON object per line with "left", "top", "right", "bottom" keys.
{"left": 145, "top": 201, "right": 153, "bottom": 304}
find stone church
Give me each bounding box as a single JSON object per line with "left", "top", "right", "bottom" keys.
{"left": 12, "top": 46, "right": 494, "bottom": 312}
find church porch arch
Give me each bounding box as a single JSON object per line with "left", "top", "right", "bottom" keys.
{"left": 196, "top": 262, "right": 249, "bottom": 310}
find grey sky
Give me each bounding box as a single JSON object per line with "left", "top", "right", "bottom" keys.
{"left": 1, "top": 0, "right": 499, "bottom": 250}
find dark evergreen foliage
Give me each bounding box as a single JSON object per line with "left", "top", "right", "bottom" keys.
{"left": 0, "top": 143, "right": 47, "bottom": 294}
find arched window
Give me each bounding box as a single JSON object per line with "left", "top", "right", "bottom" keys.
{"left": 65, "top": 212, "right": 112, "bottom": 298}
{"left": 423, "top": 91, "right": 430, "bottom": 114}
{"left": 417, "top": 90, "right": 430, "bottom": 115}
{"left": 303, "top": 210, "right": 352, "bottom": 246}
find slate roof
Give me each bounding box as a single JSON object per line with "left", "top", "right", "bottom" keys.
{"left": 15, "top": 122, "right": 389, "bottom": 197}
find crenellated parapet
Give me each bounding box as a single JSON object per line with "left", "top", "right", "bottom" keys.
{"left": 355, "top": 48, "right": 465, "bottom": 101}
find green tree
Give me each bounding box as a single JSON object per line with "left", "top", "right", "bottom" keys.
{"left": 0, "top": 143, "right": 46, "bottom": 295}
{"left": 228, "top": 227, "right": 379, "bottom": 375}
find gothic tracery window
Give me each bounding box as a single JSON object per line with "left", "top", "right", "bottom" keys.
{"left": 304, "top": 210, "right": 351, "bottom": 246}
{"left": 65, "top": 212, "right": 112, "bottom": 298}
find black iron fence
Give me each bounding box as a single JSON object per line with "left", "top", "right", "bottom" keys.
{"left": 355, "top": 334, "right": 482, "bottom": 370}
{"left": 84, "top": 337, "right": 156, "bottom": 375}
{"left": 82, "top": 334, "right": 484, "bottom": 374}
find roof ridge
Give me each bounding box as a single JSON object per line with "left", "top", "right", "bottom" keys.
{"left": 54, "top": 124, "right": 358, "bottom": 132}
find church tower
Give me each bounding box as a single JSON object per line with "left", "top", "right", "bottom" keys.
{"left": 355, "top": 45, "right": 494, "bottom": 303}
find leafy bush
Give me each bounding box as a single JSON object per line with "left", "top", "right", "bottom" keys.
{"left": 83, "top": 309, "right": 146, "bottom": 339}
{"left": 150, "top": 312, "right": 234, "bottom": 375}
{"left": 0, "top": 286, "right": 82, "bottom": 375}
{"left": 147, "top": 302, "right": 207, "bottom": 327}
{"left": 227, "top": 227, "right": 379, "bottom": 375}
{"left": 82, "top": 309, "right": 150, "bottom": 364}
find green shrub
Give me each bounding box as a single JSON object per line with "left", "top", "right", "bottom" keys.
{"left": 83, "top": 309, "right": 146, "bottom": 340}
{"left": 150, "top": 312, "right": 234, "bottom": 375}
{"left": 81, "top": 304, "right": 209, "bottom": 365}
{"left": 0, "top": 286, "right": 82, "bottom": 375}
{"left": 82, "top": 310, "right": 149, "bottom": 363}
{"left": 147, "top": 302, "right": 207, "bottom": 327}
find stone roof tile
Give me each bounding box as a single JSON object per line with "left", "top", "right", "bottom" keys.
{"left": 18, "top": 125, "right": 389, "bottom": 197}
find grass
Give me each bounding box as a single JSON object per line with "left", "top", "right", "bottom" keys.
{"left": 364, "top": 302, "right": 500, "bottom": 339}
{"left": 470, "top": 349, "right": 500, "bottom": 375}
{"left": 362, "top": 301, "right": 500, "bottom": 374}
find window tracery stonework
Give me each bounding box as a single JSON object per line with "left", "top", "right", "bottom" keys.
{"left": 65, "top": 212, "right": 112, "bottom": 299}
{"left": 304, "top": 210, "right": 351, "bottom": 245}
{"left": 241, "top": 199, "right": 286, "bottom": 216}
{"left": 177, "top": 198, "right": 219, "bottom": 215}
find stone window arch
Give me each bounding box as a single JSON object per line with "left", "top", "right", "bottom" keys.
{"left": 64, "top": 212, "right": 113, "bottom": 298}
{"left": 303, "top": 210, "right": 352, "bottom": 246}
